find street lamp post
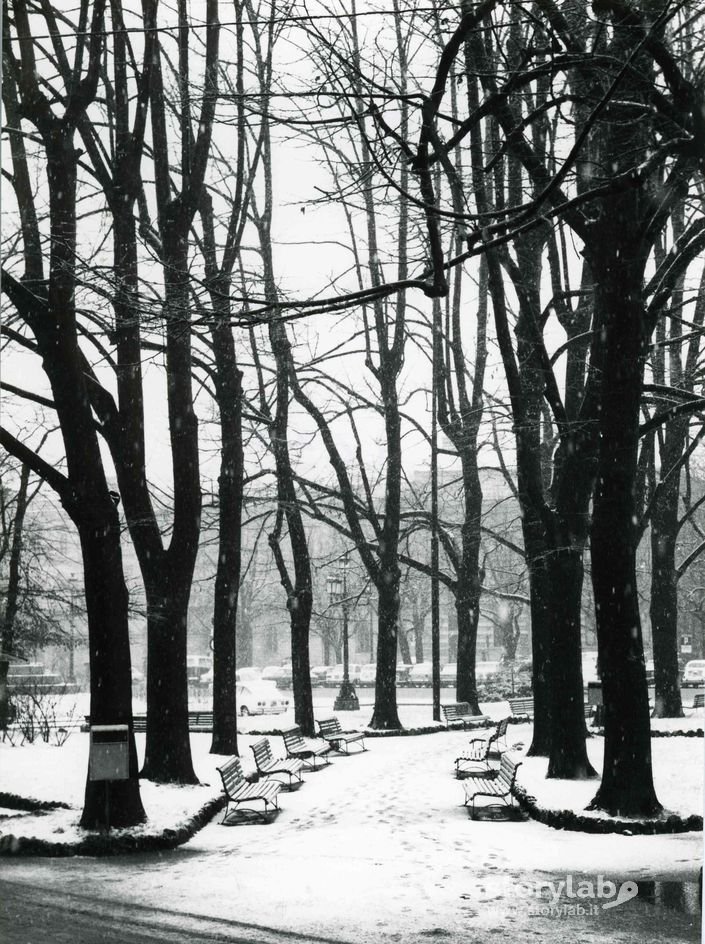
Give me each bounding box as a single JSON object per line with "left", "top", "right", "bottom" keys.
{"left": 328, "top": 554, "right": 359, "bottom": 712}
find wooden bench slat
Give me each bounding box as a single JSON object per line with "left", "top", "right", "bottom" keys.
{"left": 441, "top": 703, "right": 490, "bottom": 730}
{"left": 455, "top": 717, "right": 510, "bottom": 777}
{"left": 283, "top": 727, "right": 332, "bottom": 770}
{"left": 508, "top": 697, "right": 533, "bottom": 718}
{"left": 217, "top": 755, "right": 282, "bottom": 824}
{"left": 316, "top": 718, "right": 367, "bottom": 754}
{"left": 251, "top": 738, "right": 304, "bottom": 788}
{"left": 462, "top": 753, "right": 522, "bottom": 818}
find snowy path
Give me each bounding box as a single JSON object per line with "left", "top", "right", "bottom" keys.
{"left": 0, "top": 728, "right": 701, "bottom": 942}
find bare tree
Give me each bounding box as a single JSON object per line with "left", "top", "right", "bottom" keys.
{"left": 1, "top": 0, "right": 144, "bottom": 827}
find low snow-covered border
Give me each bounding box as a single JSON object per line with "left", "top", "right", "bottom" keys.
{"left": 0, "top": 794, "right": 225, "bottom": 857}
{"left": 512, "top": 782, "right": 703, "bottom": 835}
{"left": 246, "top": 718, "right": 498, "bottom": 738}
{"left": 0, "top": 791, "right": 70, "bottom": 812}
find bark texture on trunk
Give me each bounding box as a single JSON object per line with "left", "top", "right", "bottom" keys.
{"left": 370, "top": 575, "right": 402, "bottom": 729}
{"left": 588, "top": 260, "right": 661, "bottom": 816}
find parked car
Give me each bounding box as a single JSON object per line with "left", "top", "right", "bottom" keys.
{"left": 310, "top": 666, "right": 330, "bottom": 686}
{"left": 408, "top": 662, "right": 433, "bottom": 687}
{"left": 236, "top": 681, "right": 290, "bottom": 716}
{"left": 261, "top": 665, "right": 287, "bottom": 682}
{"left": 322, "top": 664, "right": 344, "bottom": 686}
{"left": 236, "top": 667, "right": 261, "bottom": 682}
{"left": 682, "top": 660, "right": 705, "bottom": 687}
{"left": 325, "top": 664, "right": 362, "bottom": 685}
{"left": 440, "top": 663, "right": 457, "bottom": 686}
{"left": 475, "top": 661, "right": 501, "bottom": 681}
{"left": 358, "top": 664, "right": 377, "bottom": 686}
{"left": 396, "top": 664, "right": 413, "bottom": 685}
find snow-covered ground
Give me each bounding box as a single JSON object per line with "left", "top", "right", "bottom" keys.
{"left": 0, "top": 699, "right": 703, "bottom": 942}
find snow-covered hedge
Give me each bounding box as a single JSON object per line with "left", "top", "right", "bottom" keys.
{"left": 246, "top": 718, "right": 497, "bottom": 738}
{"left": 0, "top": 791, "right": 70, "bottom": 812}
{"left": 512, "top": 782, "right": 703, "bottom": 835}
{"left": 0, "top": 794, "right": 226, "bottom": 857}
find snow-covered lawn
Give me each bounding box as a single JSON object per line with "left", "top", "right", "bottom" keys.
{"left": 515, "top": 736, "right": 704, "bottom": 820}
{"left": 1, "top": 698, "right": 703, "bottom": 843}
{"left": 0, "top": 712, "right": 702, "bottom": 943}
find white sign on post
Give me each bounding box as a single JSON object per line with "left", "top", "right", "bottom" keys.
{"left": 89, "top": 724, "right": 130, "bottom": 781}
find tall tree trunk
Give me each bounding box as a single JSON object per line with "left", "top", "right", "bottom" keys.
{"left": 138, "top": 0, "right": 218, "bottom": 782}
{"left": 370, "top": 373, "right": 403, "bottom": 729}
{"left": 142, "top": 583, "right": 197, "bottom": 783}
{"left": 413, "top": 615, "right": 424, "bottom": 663}
{"left": 289, "top": 583, "right": 314, "bottom": 735}
{"left": 209, "top": 312, "right": 243, "bottom": 754}
{"left": 455, "top": 461, "right": 483, "bottom": 713}
{"left": 650, "top": 513, "right": 684, "bottom": 717}
{"left": 236, "top": 619, "right": 253, "bottom": 668}
{"left": 3, "top": 0, "right": 151, "bottom": 826}
{"left": 371, "top": 574, "right": 402, "bottom": 729}
{"left": 0, "top": 463, "right": 30, "bottom": 728}
{"left": 546, "top": 545, "right": 597, "bottom": 778}
{"left": 78, "top": 500, "right": 145, "bottom": 827}
{"left": 588, "top": 264, "right": 661, "bottom": 816}
{"left": 523, "top": 525, "right": 553, "bottom": 756}
{"left": 140, "top": 232, "right": 200, "bottom": 784}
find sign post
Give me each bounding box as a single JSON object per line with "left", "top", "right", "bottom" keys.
{"left": 89, "top": 724, "right": 129, "bottom": 831}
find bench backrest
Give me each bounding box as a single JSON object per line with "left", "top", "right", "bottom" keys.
{"left": 283, "top": 727, "right": 307, "bottom": 752}
{"left": 488, "top": 717, "right": 509, "bottom": 746}
{"left": 497, "top": 753, "right": 521, "bottom": 791}
{"left": 694, "top": 693, "right": 705, "bottom": 708}
{"left": 217, "top": 756, "right": 245, "bottom": 795}
{"left": 191, "top": 710, "right": 213, "bottom": 724}
{"left": 442, "top": 703, "right": 472, "bottom": 722}
{"left": 251, "top": 738, "right": 273, "bottom": 769}
{"left": 509, "top": 697, "right": 532, "bottom": 711}
{"left": 318, "top": 718, "right": 343, "bottom": 738}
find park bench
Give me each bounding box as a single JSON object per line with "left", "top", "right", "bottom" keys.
{"left": 441, "top": 703, "right": 491, "bottom": 730}
{"left": 508, "top": 697, "right": 533, "bottom": 719}
{"left": 282, "top": 726, "right": 333, "bottom": 770}
{"left": 463, "top": 752, "right": 522, "bottom": 819}
{"left": 317, "top": 717, "right": 367, "bottom": 754}
{"left": 692, "top": 693, "right": 705, "bottom": 710}
{"left": 188, "top": 710, "right": 214, "bottom": 732}
{"left": 128, "top": 710, "right": 213, "bottom": 734}
{"left": 509, "top": 698, "right": 595, "bottom": 722}
{"left": 250, "top": 738, "right": 305, "bottom": 789}
{"left": 216, "top": 756, "right": 282, "bottom": 824}
{"left": 455, "top": 717, "right": 510, "bottom": 778}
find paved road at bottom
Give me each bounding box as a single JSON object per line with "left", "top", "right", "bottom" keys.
{"left": 0, "top": 879, "right": 345, "bottom": 944}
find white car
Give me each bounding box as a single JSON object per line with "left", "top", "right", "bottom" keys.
{"left": 326, "top": 664, "right": 362, "bottom": 684}
{"left": 475, "top": 661, "right": 501, "bottom": 680}
{"left": 441, "top": 663, "right": 457, "bottom": 686}
{"left": 358, "top": 664, "right": 377, "bottom": 686}
{"left": 682, "top": 660, "right": 705, "bottom": 687}
{"left": 310, "top": 665, "right": 329, "bottom": 685}
{"left": 237, "top": 682, "right": 290, "bottom": 716}
{"left": 261, "top": 665, "right": 287, "bottom": 682}
{"left": 236, "top": 667, "right": 262, "bottom": 683}
{"left": 408, "top": 662, "right": 433, "bottom": 686}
